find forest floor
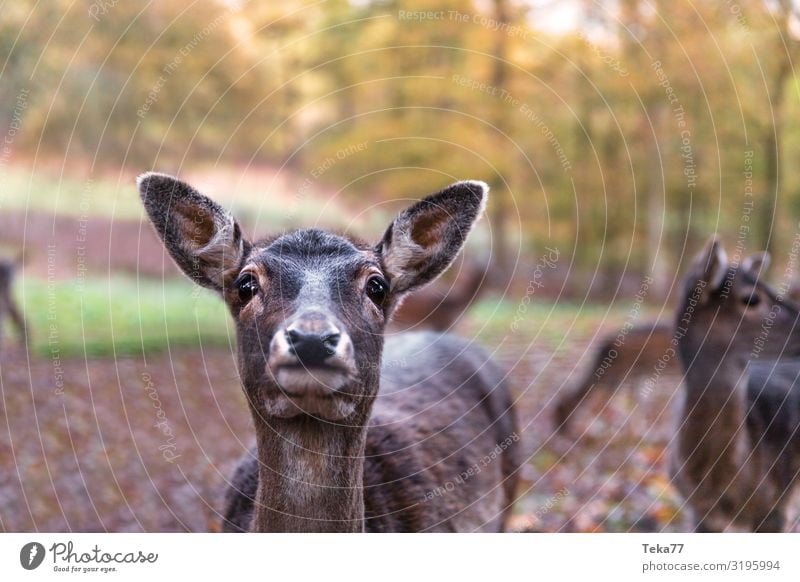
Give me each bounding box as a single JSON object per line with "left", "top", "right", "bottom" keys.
{"left": 1, "top": 162, "right": 796, "bottom": 531}
{"left": 5, "top": 306, "right": 794, "bottom": 533}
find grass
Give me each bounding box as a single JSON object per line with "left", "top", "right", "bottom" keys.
{"left": 467, "top": 295, "right": 663, "bottom": 348}
{"left": 0, "top": 165, "right": 140, "bottom": 218}
{"left": 10, "top": 279, "right": 659, "bottom": 359}
{"left": 0, "top": 163, "right": 499, "bottom": 251}
{"left": 0, "top": 163, "right": 383, "bottom": 233}
{"left": 16, "top": 276, "right": 234, "bottom": 358}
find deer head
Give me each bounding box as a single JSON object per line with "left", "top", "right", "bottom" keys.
{"left": 137, "top": 173, "right": 488, "bottom": 424}
{"left": 677, "top": 237, "right": 800, "bottom": 368}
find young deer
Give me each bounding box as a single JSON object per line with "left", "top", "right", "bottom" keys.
{"left": 138, "top": 173, "right": 519, "bottom": 532}
{"left": 0, "top": 254, "right": 28, "bottom": 352}
{"left": 673, "top": 238, "right": 800, "bottom": 532}
{"left": 553, "top": 320, "right": 675, "bottom": 434}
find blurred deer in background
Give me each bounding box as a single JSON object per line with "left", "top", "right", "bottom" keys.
{"left": 553, "top": 320, "right": 675, "bottom": 434}
{"left": 673, "top": 238, "right": 800, "bottom": 532}
{"left": 0, "top": 253, "right": 28, "bottom": 352}
{"left": 390, "top": 259, "right": 488, "bottom": 332}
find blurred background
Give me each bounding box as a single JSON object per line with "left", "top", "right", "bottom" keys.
{"left": 1, "top": 0, "right": 799, "bottom": 532}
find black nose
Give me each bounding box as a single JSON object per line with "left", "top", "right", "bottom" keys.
{"left": 285, "top": 329, "right": 340, "bottom": 367}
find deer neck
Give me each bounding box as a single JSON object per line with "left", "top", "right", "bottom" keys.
{"left": 252, "top": 413, "right": 370, "bottom": 532}
{"left": 679, "top": 349, "right": 749, "bottom": 474}
{"left": 681, "top": 347, "right": 747, "bottom": 411}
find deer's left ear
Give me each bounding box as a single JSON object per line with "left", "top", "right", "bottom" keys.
{"left": 742, "top": 252, "right": 771, "bottom": 279}
{"left": 377, "top": 181, "right": 488, "bottom": 295}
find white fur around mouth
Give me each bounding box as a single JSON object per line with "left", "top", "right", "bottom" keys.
{"left": 263, "top": 366, "right": 356, "bottom": 420}
{"left": 273, "top": 366, "right": 349, "bottom": 394}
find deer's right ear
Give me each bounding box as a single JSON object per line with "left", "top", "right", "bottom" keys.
{"left": 691, "top": 236, "right": 729, "bottom": 294}
{"left": 137, "top": 172, "right": 248, "bottom": 292}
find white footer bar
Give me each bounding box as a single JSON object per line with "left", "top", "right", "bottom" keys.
{"left": 0, "top": 533, "right": 796, "bottom": 581}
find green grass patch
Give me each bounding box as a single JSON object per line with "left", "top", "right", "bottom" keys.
{"left": 12, "top": 278, "right": 662, "bottom": 359}
{"left": 0, "top": 164, "right": 374, "bottom": 231}
{"left": 466, "top": 295, "right": 659, "bottom": 347}
{"left": 0, "top": 166, "right": 142, "bottom": 219}
{"left": 17, "top": 276, "right": 234, "bottom": 358}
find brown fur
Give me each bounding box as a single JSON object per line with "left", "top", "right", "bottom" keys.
{"left": 390, "top": 260, "right": 487, "bottom": 332}
{"left": 139, "top": 174, "right": 519, "bottom": 532}
{"left": 672, "top": 240, "right": 800, "bottom": 532}
{"left": 0, "top": 256, "right": 28, "bottom": 351}
{"left": 224, "top": 333, "right": 520, "bottom": 532}
{"left": 553, "top": 321, "right": 676, "bottom": 433}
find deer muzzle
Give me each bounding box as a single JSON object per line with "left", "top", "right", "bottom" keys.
{"left": 264, "top": 311, "right": 358, "bottom": 420}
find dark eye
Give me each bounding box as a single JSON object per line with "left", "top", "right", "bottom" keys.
{"left": 236, "top": 273, "right": 260, "bottom": 302}
{"left": 366, "top": 276, "right": 389, "bottom": 306}
{"left": 742, "top": 293, "right": 761, "bottom": 307}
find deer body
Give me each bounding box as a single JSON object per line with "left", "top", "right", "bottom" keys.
{"left": 673, "top": 360, "right": 787, "bottom": 531}
{"left": 138, "top": 174, "right": 519, "bottom": 533}
{"left": 0, "top": 257, "right": 28, "bottom": 351}
{"left": 224, "top": 332, "right": 517, "bottom": 532}
{"left": 554, "top": 321, "right": 675, "bottom": 433}
{"left": 390, "top": 261, "right": 487, "bottom": 331}
{"left": 672, "top": 240, "right": 800, "bottom": 532}
{"left": 745, "top": 361, "right": 800, "bottom": 509}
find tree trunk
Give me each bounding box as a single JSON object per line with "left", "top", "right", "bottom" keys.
{"left": 488, "top": 0, "right": 512, "bottom": 281}
{"left": 646, "top": 104, "right": 669, "bottom": 299}
{"left": 760, "top": 57, "right": 791, "bottom": 257}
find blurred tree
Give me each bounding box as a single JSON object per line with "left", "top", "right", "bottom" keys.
{"left": 3, "top": 0, "right": 800, "bottom": 286}
{"left": 752, "top": 0, "right": 799, "bottom": 256}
